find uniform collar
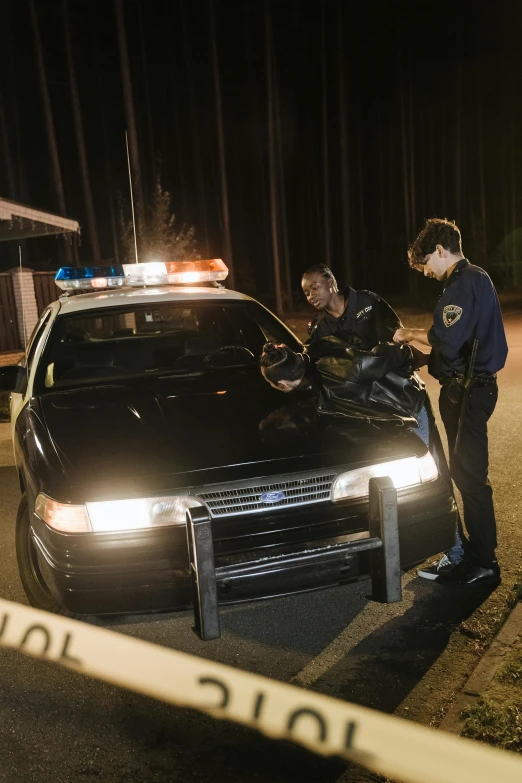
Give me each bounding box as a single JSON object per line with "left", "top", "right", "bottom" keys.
{"left": 443, "top": 258, "right": 469, "bottom": 290}
{"left": 448, "top": 258, "right": 469, "bottom": 278}
{"left": 344, "top": 287, "right": 358, "bottom": 319}
{"left": 321, "top": 287, "right": 356, "bottom": 322}
{"left": 453, "top": 258, "right": 469, "bottom": 273}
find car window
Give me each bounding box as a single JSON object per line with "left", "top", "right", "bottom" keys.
{"left": 25, "top": 309, "right": 52, "bottom": 375}
{"left": 248, "top": 302, "right": 302, "bottom": 350}
{"left": 36, "top": 301, "right": 297, "bottom": 390}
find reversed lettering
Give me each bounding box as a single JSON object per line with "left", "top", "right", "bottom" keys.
{"left": 252, "top": 692, "right": 265, "bottom": 720}
{"left": 59, "top": 633, "right": 83, "bottom": 667}
{"left": 19, "top": 624, "right": 51, "bottom": 655}
{"left": 198, "top": 676, "right": 229, "bottom": 709}
{"left": 0, "top": 614, "right": 9, "bottom": 638}
{"left": 344, "top": 721, "right": 357, "bottom": 750}
{"left": 287, "top": 708, "right": 327, "bottom": 743}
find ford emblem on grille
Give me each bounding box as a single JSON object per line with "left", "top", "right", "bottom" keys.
{"left": 260, "top": 491, "right": 285, "bottom": 503}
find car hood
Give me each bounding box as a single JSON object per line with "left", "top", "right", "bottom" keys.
{"left": 39, "top": 369, "right": 425, "bottom": 499}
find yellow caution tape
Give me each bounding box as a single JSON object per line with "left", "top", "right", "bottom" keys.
{"left": 0, "top": 596, "right": 520, "bottom": 783}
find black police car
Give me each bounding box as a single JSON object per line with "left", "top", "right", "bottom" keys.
{"left": 0, "top": 260, "right": 456, "bottom": 617}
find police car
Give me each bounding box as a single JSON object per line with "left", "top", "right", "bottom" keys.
{"left": 0, "top": 260, "right": 456, "bottom": 618}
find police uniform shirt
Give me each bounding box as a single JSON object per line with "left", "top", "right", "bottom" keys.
{"left": 308, "top": 288, "right": 402, "bottom": 350}
{"left": 427, "top": 259, "right": 508, "bottom": 380}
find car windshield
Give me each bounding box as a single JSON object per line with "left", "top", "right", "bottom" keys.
{"left": 37, "top": 300, "right": 301, "bottom": 390}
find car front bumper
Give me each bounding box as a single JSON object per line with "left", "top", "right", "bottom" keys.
{"left": 32, "top": 480, "right": 457, "bottom": 615}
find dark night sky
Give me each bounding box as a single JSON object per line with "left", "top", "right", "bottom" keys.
{"left": 1, "top": 0, "right": 521, "bottom": 306}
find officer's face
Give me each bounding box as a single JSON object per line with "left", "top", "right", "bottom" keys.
{"left": 423, "top": 250, "right": 448, "bottom": 281}
{"left": 302, "top": 273, "right": 336, "bottom": 310}
{"left": 261, "top": 370, "right": 301, "bottom": 393}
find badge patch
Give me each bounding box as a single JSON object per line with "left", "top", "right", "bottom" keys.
{"left": 442, "top": 305, "right": 462, "bottom": 327}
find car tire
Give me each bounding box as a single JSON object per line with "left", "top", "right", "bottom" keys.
{"left": 15, "top": 494, "right": 91, "bottom": 622}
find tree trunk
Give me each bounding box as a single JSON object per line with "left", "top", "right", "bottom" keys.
{"left": 476, "top": 70, "right": 487, "bottom": 269}
{"left": 29, "top": 0, "right": 73, "bottom": 265}
{"left": 321, "top": 3, "right": 331, "bottom": 269}
{"left": 455, "top": 64, "right": 462, "bottom": 223}
{"left": 97, "top": 69, "right": 120, "bottom": 265}
{"left": 176, "top": 124, "right": 189, "bottom": 221}
{"left": 337, "top": 0, "right": 351, "bottom": 284}
{"left": 137, "top": 2, "right": 156, "bottom": 194}
{"left": 114, "top": 0, "right": 146, "bottom": 240}
{"left": 399, "top": 80, "right": 411, "bottom": 246}
{"left": 510, "top": 77, "right": 517, "bottom": 286}
{"left": 377, "top": 107, "right": 386, "bottom": 251}
{"left": 0, "top": 85, "right": 17, "bottom": 199}
{"left": 266, "top": 0, "right": 284, "bottom": 316}
{"left": 272, "top": 20, "right": 292, "bottom": 305}
{"left": 356, "top": 102, "right": 366, "bottom": 286}
{"left": 408, "top": 71, "right": 416, "bottom": 238}
{"left": 440, "top": 123, "right": 447, "bottom": 217}
{"left": 62, "top": 0, "right": 101, "bottom": 262}
{"left": 209, "top": 0, "right": 235, "bottom": 287}
{"left": 408, "top": 71, "right": 418, "bottom": 296}
{"left": 428, "top": 110, "right": 435, "bottom": 218}
{"left": 182, "top": 4, "right": 210, "bottom": 257}
{"left": 400, "top": 74, "right": 417, "bottom": 296}
{"left": 7, "top": 3, "right": 25, "bottom": 201}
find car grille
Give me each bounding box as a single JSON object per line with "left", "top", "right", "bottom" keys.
{"left": 199, "top": 472, "right": 336, "bottom": 518}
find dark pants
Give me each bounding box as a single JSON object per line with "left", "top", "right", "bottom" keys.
{"left": 439, "top": 382, "right": 498, "bottom": 566}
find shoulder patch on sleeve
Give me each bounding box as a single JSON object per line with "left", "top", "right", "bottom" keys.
{"left": 442, "top": 304, "right": 463, "bottom": 327}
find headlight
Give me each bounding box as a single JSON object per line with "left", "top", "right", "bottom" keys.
{"left": 332, "top": 453, "right": 438, "bottom": 502}
{"left": 35, "top": 493, "right": 203, "bottom": 533}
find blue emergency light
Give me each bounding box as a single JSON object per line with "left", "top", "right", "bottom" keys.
{"left": 55, "top": 265, "right": 125, "bottom": 291}
{"left": 55, "top": 259, "right": 228, "bottom": 292}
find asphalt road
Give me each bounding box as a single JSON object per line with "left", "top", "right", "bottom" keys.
{"left": 0, "top": 312, "right": 520, "bottom": 783}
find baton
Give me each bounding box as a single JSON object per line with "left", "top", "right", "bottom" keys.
{"left": 453, "top": 337, "right": 479, "bottom": 456}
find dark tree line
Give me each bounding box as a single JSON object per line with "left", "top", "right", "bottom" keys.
{"left": 0, "top": 0, "right": 520, "bottom": 305}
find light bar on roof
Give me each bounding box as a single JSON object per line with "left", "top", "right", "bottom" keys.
{"left": 122, "top": 259, "right": 228, "bottom": 286}
{"left": 122, "top": 261, "right": 168, "bottom": 286}
{"left": 164, "top": 259, "right": 228, "bottom": 284}
{"left": 55, "top": 265, "right": 125, "bottom": 291}
{"left": 54, "top": 259, "right": 229, "bottom": 292}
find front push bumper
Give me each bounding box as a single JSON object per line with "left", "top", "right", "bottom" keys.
{"left": 32, "top": 480, "right": 457, "bottom": 616}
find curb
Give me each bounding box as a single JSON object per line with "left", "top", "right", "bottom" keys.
{"left": 439, "top": 600, "right": 522, "bottom": 735}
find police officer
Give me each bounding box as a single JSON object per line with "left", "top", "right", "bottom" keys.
{"left": 302, "top": 264, "right": 402, "bottom": 349}
{"left": 394, "top": 218, "right": 508, "bottom": 587}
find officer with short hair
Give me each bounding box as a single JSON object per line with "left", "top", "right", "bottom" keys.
{"left": 302, "top": 264, "right": 402, "bottom": 349}
{"left": 394, "top": 217, "right": 508, "bottom": 587}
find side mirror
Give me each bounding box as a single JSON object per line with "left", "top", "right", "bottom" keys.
{"left": 0, "top": 365, "right": 27, "bottom": 393}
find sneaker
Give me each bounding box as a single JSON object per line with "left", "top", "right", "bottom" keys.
{"left": 416, "top": 553, "right": 460, "bottom": 581}
{"left": 437, "top": 560, "right": 501, "bottom": 587}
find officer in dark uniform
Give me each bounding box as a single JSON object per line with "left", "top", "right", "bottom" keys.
{"left": 394, "top": 218, "right": 508, "bottom": 587}
{"left": 302, "top": 264, "right": 402, "bottom": 349}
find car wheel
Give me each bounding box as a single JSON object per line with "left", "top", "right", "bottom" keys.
{"left": 15, "top": 494, "right": 91, "bottom": 621}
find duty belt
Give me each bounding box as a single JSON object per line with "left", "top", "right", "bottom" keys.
{"left": 441, "top": 374, "right": 497, "bottom": 387}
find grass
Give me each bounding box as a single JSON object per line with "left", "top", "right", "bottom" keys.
{"left": 497, "top": 649, "right": 522, "bottom": 686}
{"left": 462, "top": 696, "right": 522, "bottom": 751}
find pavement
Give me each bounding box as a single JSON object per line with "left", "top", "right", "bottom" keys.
{"left": 0, "top": 309, "right": 520, "bottom": 781}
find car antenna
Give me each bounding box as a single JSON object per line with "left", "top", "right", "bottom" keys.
{"left": 125, "top": 130, "right": 139, "bottom": 265}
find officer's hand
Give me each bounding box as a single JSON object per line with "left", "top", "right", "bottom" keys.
{"left": 393, "top": 328, "right": 412, "bottom": 344}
